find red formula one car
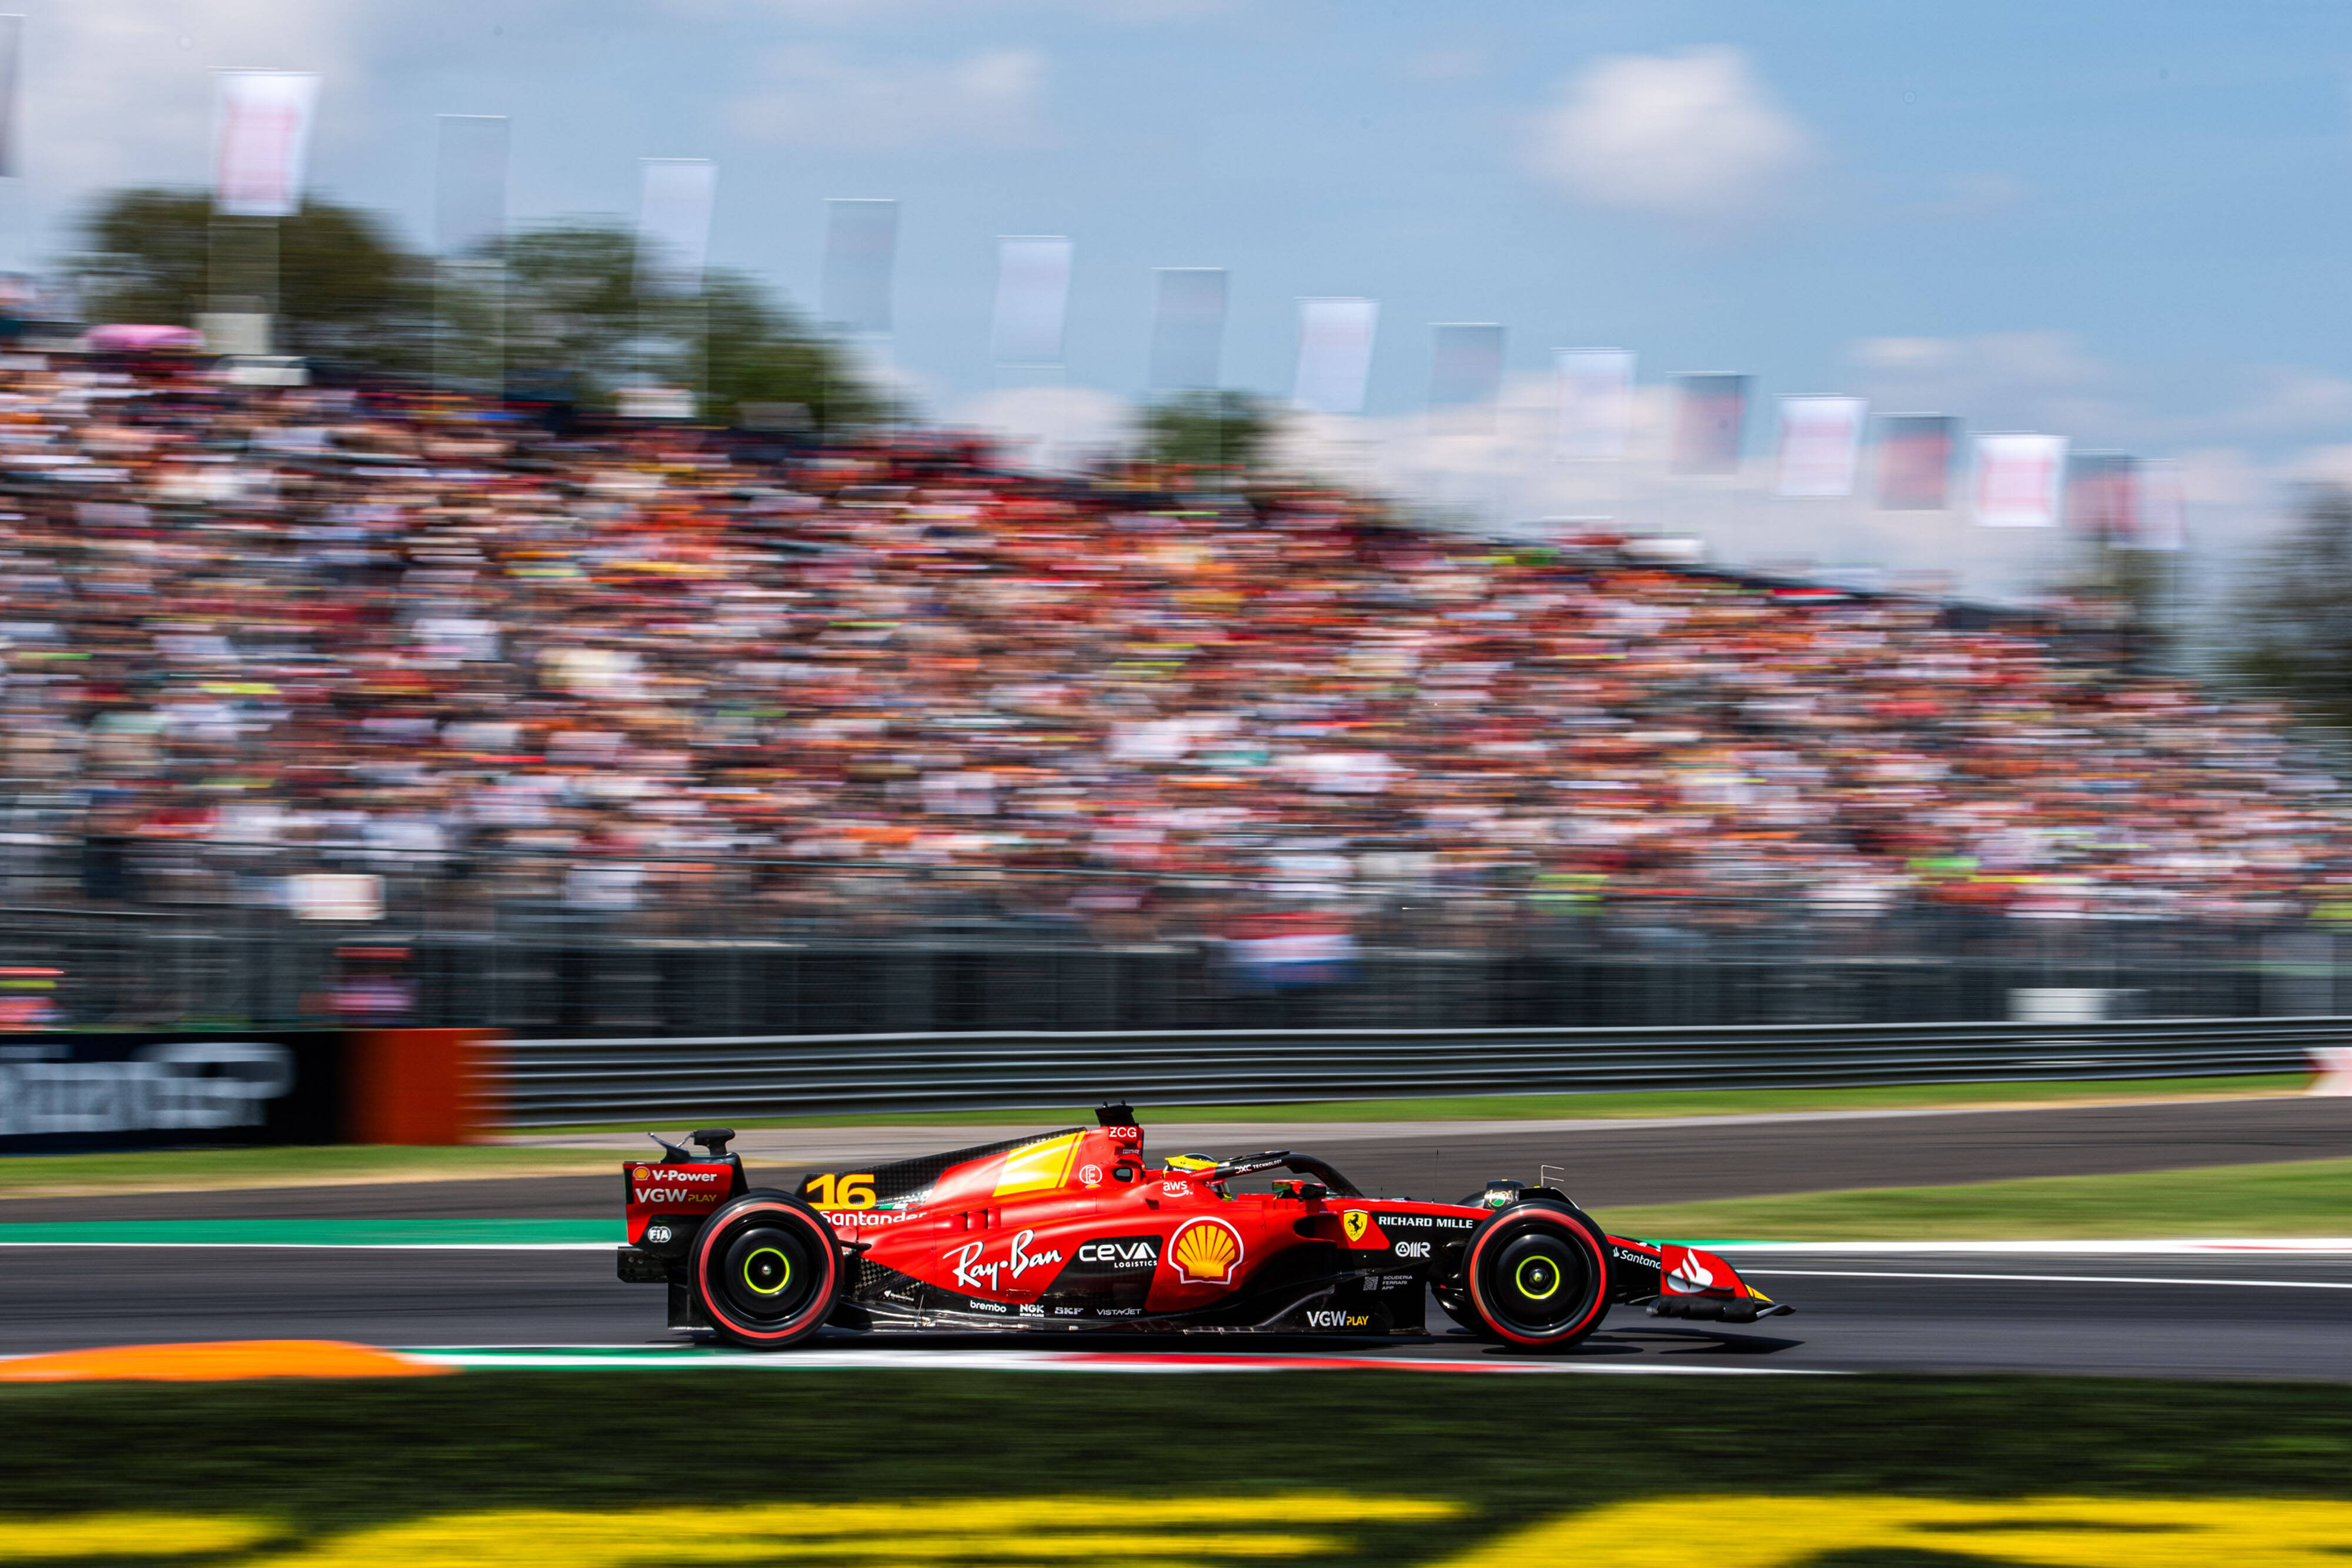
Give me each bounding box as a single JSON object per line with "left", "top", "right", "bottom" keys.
{"left": 614, "top": 1106, "right": 1792, "bottom": 1351}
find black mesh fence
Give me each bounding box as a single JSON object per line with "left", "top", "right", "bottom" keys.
{"left": 0, "top": 838, "right": 2336, "bottom": 1035}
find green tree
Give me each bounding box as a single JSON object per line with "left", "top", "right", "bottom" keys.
{"left": 487, "top": 222, "right": 643, "bottom": 399}
{"left": 1138, "top": 390, "right": 1276, "bottom": 474}
{"left": 73, "top": 188, "right": 432, "bottom": 370}
{"left": 674, "top": 269, "right": 889, "bottom": 431}
{"left": 489, "top": 220, "right": 884, "bottom": 429}
{"left": 2231, "top": 485, "right": 2352, "bottom": 730}
{"left": 71, "top": 192, "right": 878, "bottom": 424}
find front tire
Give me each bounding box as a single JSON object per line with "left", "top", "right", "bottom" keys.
{"left": 690, "top": 1191, "right": 841, "bottom": 1350}
{"left": 1463, "top": 1202, "right": 1611, "bottom": 1351}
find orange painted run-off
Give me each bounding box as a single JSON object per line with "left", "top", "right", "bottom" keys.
{"left": 0, "top": 1340, "right": 452, "bottom": 1383}
{"left": 347, "top": 1028, "right": 500, "bottom": 1145}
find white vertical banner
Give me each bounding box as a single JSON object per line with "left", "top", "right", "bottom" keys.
{"left": 2132, "top": 459, "right": 2187, "bottom": 552}
{"left": 1293, "top": 297, "right": 1379, "bottom": 415}
{"left": 1973, "top": 433, "right": 2069, "bottom": 527}
{"left": 0, "top": 16, "right": 22, "bottom": 180}
{"left": 434, "top": 115, "right": 508, "bottom": 258}
{"left": 1671, "top": 373, "right": 1749, "bottom": 475}
{"left": 1429, "top": 323, "right": 1506, "bottom": 409}
{"left": 821, "top": 198, "right": 898, "bottom": 335}
{"left": 213, "top": 71, "right": 322, "bottom": 218}
{"left": 1148, "top": 266, "right": 1227, "bottom": 391}
{"left": 637, "top": 158, "right": 717, "bottom": 292}
{"left": 992, "top": 236, "right": 1074, "bottom": 367}
{"left": 2066, "top": 452, "right": 2138, "bottom": 543}
{"left": 1555, "top": 348, "right": 1635, "bottom": 459}
{"left": 1776, "top": 396, "right": 1867, "bottom": 497}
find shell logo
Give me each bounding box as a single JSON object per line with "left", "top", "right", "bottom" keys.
{"left": 1168, "top": 1218, "right": 1244, "bottom": 1285}
{"left": 633, "top": 1167, "right": 652, "bottom": 1182}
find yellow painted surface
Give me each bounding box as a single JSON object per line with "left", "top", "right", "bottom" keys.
{"left": 250, "top": 1494, "right": 1455, "bottom": 1567}
{"left": 1435, "top": 1494, "right": 2352, "bottom": 1567}
{"left": 991, "top": 1132, "right": 1083, "bottom": 1196}
{"left": 0, "top": 1513, "right": 278, "bottom": 1559}
{"left": 4, "top": 1492, "right": 2344, "bottom": 1565}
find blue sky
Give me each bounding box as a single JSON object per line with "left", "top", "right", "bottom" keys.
{"left": 18, "top": 1, "right": 2346, "bottom": 416}
{"left": 18, "top": 0, "right": 2352, "bottom": 592}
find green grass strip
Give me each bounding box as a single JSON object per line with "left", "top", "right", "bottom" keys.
{"left": 0, "top": 1372, "right": 2344, "bottom": 1553}
{"left": 1599, "top": 1156, "right": 2352, "bottom": 1243}
{"left": 0, "top": 1218, "right": 616, "bottom": 1248}
{"left": 0, "top": 1144, "right": 614, "bottom": 1198}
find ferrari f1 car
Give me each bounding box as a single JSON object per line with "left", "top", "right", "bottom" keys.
{"left": 614, "top": 1106, "right": 1792, "bottom": 1351}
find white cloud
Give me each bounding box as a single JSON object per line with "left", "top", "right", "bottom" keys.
{"left": 1852, "top": 330, "right": 2107, "bottom": 390}
{"left": 1267, "top": 374, "right": 2080, "bottom": 604}
{"left": 945, "top": 385, "right": 1131, "bottom": 473}
{"left": 1848, "top": 330, "right": 2134, "bottom": 443}
{"left": 2175, "top": 445, "right": 2269, "bottom": 510}
{"left": 925, "top": 363, "right": 2333, "bottom": 618}
{"left": 1851, "top": 336, "right": 1959, "bottom": 372}
{"left": 1522, "top": 46, "right": 1813, "bottom": 221}
{"left": 2281, "top": 444, "right": 2352, "bottom": 488}
{"left": 23, "top": 0, "right": 366, "bottom": 202}
{"left": 727, "top": 44, "right": 1047, "bottom": 151}
{"left": 2217, "top": 367, "right": 2352, "bottom": 436}
{"left": 1254, "top": 353, "right": 2352, "bottom": 615}
{"left": 1850, "top": 332, "right": 2352, "bottom": 450}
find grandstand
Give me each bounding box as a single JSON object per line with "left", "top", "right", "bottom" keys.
{"left": 0, "top": 357, "right": 2342, "bottom": 1032}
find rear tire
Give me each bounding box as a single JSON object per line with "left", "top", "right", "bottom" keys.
{"left": 690, "top": 1191, "right": 841, "bottom": 1350}
{"left": 1462, "top": 1201, "right": 1611, "bottom": 1352}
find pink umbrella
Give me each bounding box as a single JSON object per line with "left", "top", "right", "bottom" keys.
{"left": 81, "top": 323, "right": 206, "bottom": 353}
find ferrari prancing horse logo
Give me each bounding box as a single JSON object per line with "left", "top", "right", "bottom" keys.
{"left": 1342, "top": 1210, "right": 1371, "bottom": 1243}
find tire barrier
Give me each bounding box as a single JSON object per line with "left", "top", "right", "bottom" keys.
{"left": 484, "top": 1014, "right": 2343, "bottom": 1126}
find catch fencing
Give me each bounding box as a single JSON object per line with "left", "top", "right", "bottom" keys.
{"left": 8, "top": 834, "right": 2352, "bottom": 1034}
{"left": 486, "top": 1014, "right": 2344, "bottom": 1126}
{"left": 4, "top": 893, "right": 2348, "bottom": 1037}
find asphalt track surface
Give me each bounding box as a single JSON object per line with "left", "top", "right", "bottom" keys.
{"left": 0, "top": 1097, "right": 2343, "bottom": 1378}
{"left": 0, "top": 1245, "right": 2344, "bottom": 1380}
{"left": 0, "top": 1095, "right": 2344, "bottom": 1224}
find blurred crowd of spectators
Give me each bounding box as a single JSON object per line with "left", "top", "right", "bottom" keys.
{"left": 0, "top": 356, "right": 2344, "bottom": 944}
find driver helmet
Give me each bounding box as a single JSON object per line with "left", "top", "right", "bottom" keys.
{"left": 1163, "top": 1153, "right": 1219, "bottom": 1174}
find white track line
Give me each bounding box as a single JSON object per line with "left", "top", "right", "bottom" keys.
{"left": 0, "top": 1241, "right": 614, "bottom": 1251}
{"left": 396, "top": 1346, "right": 1838, "bottom": 1376}
{"left": 1708, "top": 1239, "right": 2352, "bottom": 1255}
{"left": 1741, "top": 1268, "right": 2352, "bottom": 1290}
{"left": 0, "top": 1238, "right": 2341, "bottom": 1259}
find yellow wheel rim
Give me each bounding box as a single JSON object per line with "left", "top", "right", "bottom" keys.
{"left": 1515, "top": 1255, "right": 1561, "bottom": 1300}
{"left": 743, "top": 1246, "right": 791, "bottom": 1296}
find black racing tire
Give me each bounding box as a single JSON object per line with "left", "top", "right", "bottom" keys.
{"left": 1462, "top": 1201, "right": 1612, "bottom": 1352}
{"left": 690, "top": 1189, "right": 841, "bottom": 1350}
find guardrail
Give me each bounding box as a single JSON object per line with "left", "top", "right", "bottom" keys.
{"left": 487, "top": 1014, "right": 2343, "bottom": 1126}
